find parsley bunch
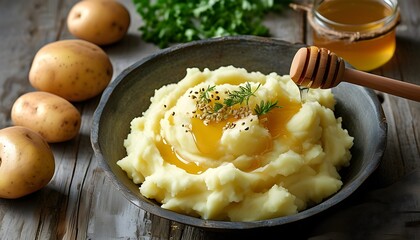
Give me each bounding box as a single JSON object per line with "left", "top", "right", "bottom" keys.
{"left": 133, "top": 0, "right": 290, "bottom": 48}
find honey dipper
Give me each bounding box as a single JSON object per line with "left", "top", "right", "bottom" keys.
{"left": 290, "top": 46, "right": 420, "bottom": 102}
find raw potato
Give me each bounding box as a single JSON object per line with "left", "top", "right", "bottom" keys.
{"left": 0, "top": 126, "right": 55, "bottom": 199}
{"left": 67, "top": 0, "right": 130, "bottom": 45}
{"left": 28, "top": 39, "right": 113, "bottom": 102}
{"left": 11, "top": 91, "right": 81, "bottom": 143}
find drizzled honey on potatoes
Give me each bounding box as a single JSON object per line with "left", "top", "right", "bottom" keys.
{"left": 117, "top": 66, "right": 353, "bottom": 221}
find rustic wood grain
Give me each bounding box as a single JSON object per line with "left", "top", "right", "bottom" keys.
{"left": 0, "top": 0, "right": 419, "bottom": 239}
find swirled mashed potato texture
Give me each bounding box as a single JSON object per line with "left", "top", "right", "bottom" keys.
{"left": 117, "top": 66, "right": 353, "bottom": 221}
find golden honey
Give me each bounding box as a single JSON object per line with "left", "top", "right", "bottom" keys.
{"left": 157, "top": 89, "right": 302, "bottom": 174}
{"left": 311, "top": 0, "right": 399, "bottom": 71}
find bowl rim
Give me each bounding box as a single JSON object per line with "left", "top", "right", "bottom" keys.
{"left": 91, "top": 35, "right": 387, "bottom": 230}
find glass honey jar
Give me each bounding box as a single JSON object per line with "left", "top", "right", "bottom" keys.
{"left": 309, "top": 0, "right": 400, "bottom": 71}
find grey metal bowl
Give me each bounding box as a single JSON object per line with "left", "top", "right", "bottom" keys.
{"left": 91, "top": 36, "right": 387, "bottom": 230}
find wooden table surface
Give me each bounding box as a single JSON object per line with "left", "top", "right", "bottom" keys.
{"left": 0, "top": 0, "right": 419, "bottom": 239}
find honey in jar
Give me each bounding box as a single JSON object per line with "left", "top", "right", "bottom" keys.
{"left": 310, "top": 0, "right": 400, "bottom": 71}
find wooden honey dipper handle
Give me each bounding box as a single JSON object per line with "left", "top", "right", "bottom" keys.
{"left": 290, "top": 46, "right": 420, "bottom": 102}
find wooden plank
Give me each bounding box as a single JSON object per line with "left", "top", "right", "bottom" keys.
{"left": 0, "top": 1, "right": 78, "bottom": 240}
{"left": 370, "top": 0, "right": 420, "bottom": 189}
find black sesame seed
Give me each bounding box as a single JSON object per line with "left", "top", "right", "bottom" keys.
{"left": 245, "top": 127, "right": 249, "bottom": 131}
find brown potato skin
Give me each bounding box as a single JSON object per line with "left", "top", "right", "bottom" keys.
{"left": 0, "top": 126, "right": 55, "bottom": 199}
{"left": 67, "top": 0, "right": 131, "bottom": 45}
{"left": 28, "top": 39, "right": 113, "bottom": 102}
{"left": 11, "top": 91, "right": 81, "bottom": 143}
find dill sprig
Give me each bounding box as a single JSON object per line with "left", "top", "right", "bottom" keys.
{"left": 192, "top": 82, "right": 280, "bottom": 123}
{"left": 254, "top": 100, "right": 280, "bottom": 116}
{"left": 199, "top": 85, "right": 216, "bottom": 103}
{"left": 224, "top": 82, "right": 260, "bottom": 107}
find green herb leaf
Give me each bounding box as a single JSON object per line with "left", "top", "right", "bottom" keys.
{"left": 132, "top": 0, "right": 291, "bottom": 48}
{"left": 199, "top": 85, "right": 216, "bottom": 103}
{"left": 254, "top": 100, "right": 280, "bottom": 116}
{"left": 224, "top": 82, "right": 260, "bottom": 107}
{"left": 213, "top": 102, "right": 224, "bottom": 112}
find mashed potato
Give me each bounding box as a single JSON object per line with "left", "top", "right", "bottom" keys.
{"left": 117, "top": 66, "right": 353, "bottom": 221}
